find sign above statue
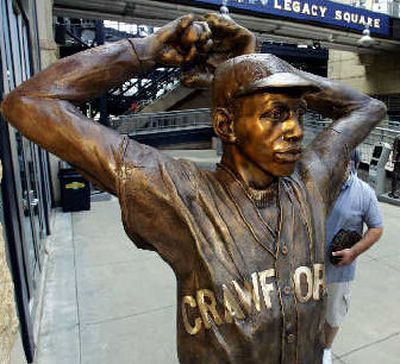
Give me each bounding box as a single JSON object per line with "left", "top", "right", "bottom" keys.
{"left": 186, "top": 0, "right": 391, "bottom": 37}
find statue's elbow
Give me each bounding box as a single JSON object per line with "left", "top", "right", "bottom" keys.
{"left": 0, "top": 91, "right": 26, "bottom": 123}
{"left": 370, "top": 99, "right": 387, "bottom": 122}
{"left": 1, "top": 92, "right": 16, "bottom": 118}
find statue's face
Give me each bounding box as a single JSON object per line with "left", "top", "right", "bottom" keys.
{"left": 233, "top": 92, "right": 306, "bottom": 177}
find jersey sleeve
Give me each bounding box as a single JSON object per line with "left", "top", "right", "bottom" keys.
{"left": 114, "top": 138, "right": 199, "bottom": 267}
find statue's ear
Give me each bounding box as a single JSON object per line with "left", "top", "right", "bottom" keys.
{"left": 212, "top": 107, "right": 237, "bottom": 143}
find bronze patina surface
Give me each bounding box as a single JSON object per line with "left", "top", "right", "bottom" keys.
{"left": 0, "top": 13, "right": 386, "bottom": 364}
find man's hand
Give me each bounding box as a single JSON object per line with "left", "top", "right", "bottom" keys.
{"left": 332, "top": 248, "right": 357, "bottom": 266}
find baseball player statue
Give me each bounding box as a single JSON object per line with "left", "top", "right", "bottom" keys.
{"left": 1, "top": 13, "right": 386, "bottom": 364}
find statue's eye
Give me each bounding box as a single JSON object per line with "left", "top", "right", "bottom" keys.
{"left": 271, "top": 110, "right": 281, "bottom": 119}
{"left": 261, "top": 108, "right": 287, "bottom": 122}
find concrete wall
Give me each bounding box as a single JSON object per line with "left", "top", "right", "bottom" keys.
{"left": 36, "top": 0, "right": 58, "bottom": 69}
{"left": 142, "top": 86, "right": 211, "bottom": 113}
{"left": 0, "top": 165, "right": 19, "bottom": 364}
{"left": 328, "top": 49, "right": 400, "bottom": 95}
{"left": 172, "top": 89, "right": 211, "bottom": 110}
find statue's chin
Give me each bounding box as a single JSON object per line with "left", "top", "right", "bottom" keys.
{"left": 265, "top": 163, "right": 296, "bottom": 178}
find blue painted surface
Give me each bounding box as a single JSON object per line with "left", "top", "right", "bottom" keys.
{"left": 185, "top": 0, "right": 391, "bottom": 37}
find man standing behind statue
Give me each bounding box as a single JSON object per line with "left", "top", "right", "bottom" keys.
{"left": 323, "top": 150, "right": 383, "bottom": 364}
{"left": 1, "top": 13, "right": 386, "bottom": 364}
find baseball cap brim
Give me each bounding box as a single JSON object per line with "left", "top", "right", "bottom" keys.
{"left": 234, "top": 72, "right": 320, "bottom": 98}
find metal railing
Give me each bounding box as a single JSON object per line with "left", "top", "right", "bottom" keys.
{"left": 112, "top": 108, "right": 212, "bottom": 135}
{"left": 107, "top": 68, "right": 181, "bottom": 114}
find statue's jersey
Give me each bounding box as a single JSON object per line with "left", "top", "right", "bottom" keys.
{"left": 115, "top": 138, "right": 330, "bottom": 364}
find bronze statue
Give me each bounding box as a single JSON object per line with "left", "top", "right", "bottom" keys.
{"left": 0, "top": 13, "right": 386, "bottom": 364}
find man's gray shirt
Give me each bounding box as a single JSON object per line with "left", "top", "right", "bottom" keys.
{"left": 326, "top": 173, "right": 383, "bottom": 283}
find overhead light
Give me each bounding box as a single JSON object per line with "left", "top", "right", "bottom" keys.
{"left": 312, "top": 41, "right": 321, "bottom": 49}
{"left": 358, "top": 26, "right": 375, "bottom": 47}
{"left": 220, "top": 0, "right": 230, "bottom": 16}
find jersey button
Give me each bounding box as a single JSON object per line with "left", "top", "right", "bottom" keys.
{"left": 287, "top": 333, "right": 296, "bottom": 344}
{"left": 283, "top": 286, "right": 291, "bottom": 295}
{"left": 281, "top": 245, "right": 289, "bottom": 255}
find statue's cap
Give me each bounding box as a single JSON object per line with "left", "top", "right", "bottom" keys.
{"left": 212, "top": 53, "right": 320, "bottom": 108}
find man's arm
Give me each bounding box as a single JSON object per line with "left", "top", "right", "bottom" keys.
{"left": 333, "top": 184, "right": 383, "bottom": 265}
{"left": 333, "top": 227, "right": 383, "bottom": 266}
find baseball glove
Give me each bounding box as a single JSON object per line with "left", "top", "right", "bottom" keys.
{"left": 330, "top": 229, "right": 362, "bottom": 265}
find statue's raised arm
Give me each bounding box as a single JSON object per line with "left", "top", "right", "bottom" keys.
{"left": 299, "top": 66, "right": 387, "bottom": 207}
{"left": 0, "top": 14, "right": 255, "bottom": 194}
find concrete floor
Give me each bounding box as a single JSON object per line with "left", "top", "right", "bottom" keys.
{"left": 35, "top": 153, "right": 400, "bottom": 364}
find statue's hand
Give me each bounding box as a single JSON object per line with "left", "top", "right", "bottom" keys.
{"left": 145, "top": 15, "right": 212, "bottom": 67}
{"left": 204, "top": 13, "right": 256, "bottom": 64}
{"left": 181, "top": 12, "right": 256, "bottom": 87}
{"left": 141, "top": 13, "right": 255, "bottom": 88}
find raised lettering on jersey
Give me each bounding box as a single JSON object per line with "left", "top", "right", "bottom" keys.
{"left": 222, "top": 284, "right": 245, "bottom": 323}
{"left": 258, "top": 268, "right": 275, "bottom": 309}
{"left": 197, "top": 289, "right": 223, "bottom": 329}
{"left": 182, "top": 263, "right": 325, "bottom": 335}
{"left": 312, "top": 263, "right": 326, "bottom": 300}
{"left": 293, "top": 266, "right": 313, "bottom": 303}
{"left": 182, "top": 295, "right": 202, "bottom": 335}
{"left": 232, "top": 272, "right": 261, "bottom": 314}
